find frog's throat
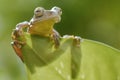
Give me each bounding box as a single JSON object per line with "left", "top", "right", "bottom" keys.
{"left": 28, "top": 19, "right": 56, "bottom": 36}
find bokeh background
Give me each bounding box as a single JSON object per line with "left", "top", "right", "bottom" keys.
{"left": 0, "top": 0, "right": 120, "bottom": 80}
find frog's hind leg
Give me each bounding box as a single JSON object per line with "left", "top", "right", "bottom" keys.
{"left": 11, "top": 41, "right": 23, "bottom": 61}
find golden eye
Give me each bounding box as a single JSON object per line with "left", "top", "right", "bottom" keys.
{"left": 34, "top": 7, "right": 44, "bottom": 17}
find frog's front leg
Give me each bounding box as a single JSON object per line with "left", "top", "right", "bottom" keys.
{"left": 12, "top": 21, "right": 29, "bottom": 40}
{"left": 63, "top": 35, "right": 81, "bottom": 47}
{"left": 63, "top": 35, "right": 81, "bottom": 78}
{"left": 51, "top": 29, "right": 60, "bottom": 48}
{"left": 11, "top": 21, "right": 29, "bottom": 61}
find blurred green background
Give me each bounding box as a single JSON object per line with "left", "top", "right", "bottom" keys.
{"left": 0, "top": 0, "right": 120, "bottom": 80}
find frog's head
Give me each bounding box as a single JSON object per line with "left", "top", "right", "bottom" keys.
{"left": 33, "top": 6, "right": 62, "bottom": 23}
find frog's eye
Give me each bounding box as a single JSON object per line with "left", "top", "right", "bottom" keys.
{"left": 51, "top": 6, "right": 62, "bottom": 15}
{"left": 34, "top": 7, "right": 44, "bottom": 17}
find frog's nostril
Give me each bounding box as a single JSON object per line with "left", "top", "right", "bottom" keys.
{"left": 50, "top": 11, "right": 53, "bottom": 14}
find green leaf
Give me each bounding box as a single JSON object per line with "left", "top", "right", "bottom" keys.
{"left": 77, "top": 40, "right": 120, "bottom": 80}
{"left": 21, "top": 33, "right": 120, "bottom": 80}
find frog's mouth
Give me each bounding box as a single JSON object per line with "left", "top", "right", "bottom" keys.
{"left": 32, "top": 15, "right": 61, "bottom": 24}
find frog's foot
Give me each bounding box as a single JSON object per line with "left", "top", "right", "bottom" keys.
{"left": 11, "top": 29, "right": 21, "bottom": 40}
{"left": 63, "top": 35, "right": 82, "bottom": 47}
{"left": 73, "top": 36, "right": 81, "bottom": 47}
{"left": 11, "top": 40, "right": 25, "bottom": 61}
{"left": 51, "top": 29, "right": 60, "bottom": 48}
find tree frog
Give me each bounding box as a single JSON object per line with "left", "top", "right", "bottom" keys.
{"left": 11, "top": 6, "right": 81, "bottom": 61}
{"left": 11, "top": 6, "right": 62, "bottom": 60}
